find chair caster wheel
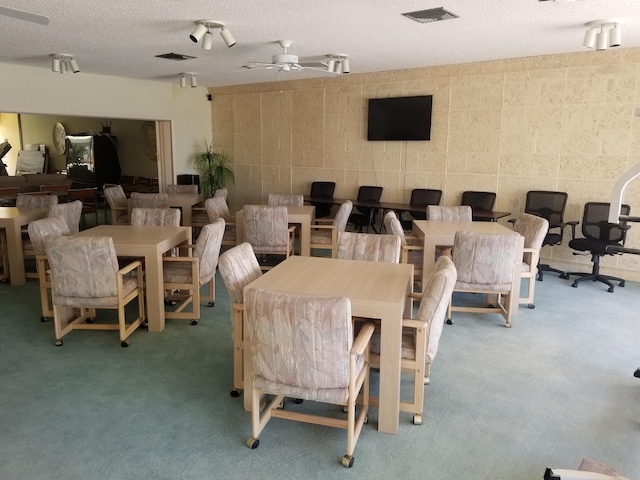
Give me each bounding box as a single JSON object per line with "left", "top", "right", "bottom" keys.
{"left": 164, "top": 299, "right": 176, "bottom": 306}
{"left": 527, "top": 304, "right": 535, "bottom": 309}
{"left": 247, "top": 437, "right": 259, "bottom": 449}
{"left": 55, "top": 339, "right": 62, "bottom": 346}
{"left": 619, "top": 281, "right": 625, "bottom": 287}
{"left": 607, "top": 287, "right": 614, "bottom": 293}
{"left": 446, "top": 319, "right": 453, "bottom": 325}
{"left": 505, "top": 323, "right": 512, "bottom": 328}
{"left": 294, "top": 398, "right": 303, "bottom": 404}
{"left": 341, "top": 455, "right": 354, "bottom": 468}
{"left": 230, "top": 389, "right": 240, "bottom": 398}
{"left": 364, "top": 415, "right": 368, "bottom": 424}
{"left": 40, "top": 316, "right": 49, "bottom": 323}
{"left": 191, "top": 320, "right": 198, "bottom": 325}
{"left": 413, "top": 414, "right": 422, "bottom": 425}
{"left": 207, "top": 301, "right": 214, "bottom": 307}
{"left": 85, "top": 318, "right": 93, "bottom": 324}
{"left": 121, "top": 341, "right": 129, "bottom": 348}
{"left": 571, "top": 282, "right": 578, "bottom": 288}
{"left": 141, "top": 321, "right": 148, "bottom": 329}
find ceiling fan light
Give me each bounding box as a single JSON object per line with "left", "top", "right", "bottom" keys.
{"left": 596, "top": 30, "right": 608, "bottom": 51}
{"left": 202, "top": 31, "right": 213, "bottom": 50}
{"left": 69, "top": 58, "right": 80, "bottom": 73}
{"left": 220, "top": 28, "right": 236, "bottom": 47}
{"left": 609, "top": 25, "right": 621, "bottom": 47}
{"left": 51, "top": 56, "right": 60, "bottom": 73}
{"left": 326, "top": 58, "right": 336, "bottom": 72}
{"left": 190, "top": 23, "right": 207, "bottom": 43}
{"left": 341, "top": 58, "right": 350, "bottom": 74}
{"left": 583, "top": 28, "right": 596, "bottom": 49}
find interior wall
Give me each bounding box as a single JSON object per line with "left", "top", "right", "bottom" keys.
{"left": 0, "top": 113, "right": 20, "bottom": 174}
{"left": 209, "top": 48, "right": 640, "bottom": 282}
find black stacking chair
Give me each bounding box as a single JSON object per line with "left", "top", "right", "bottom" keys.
{"left": 401, "top": 188, "right": 442, "bottom": 230}
{"left": 562, "top": 202, "right": 631, "bottom": 293}
{"left": 309, "top": 181, "right": 336, "bottom": 219}
{"left": 348, "top": 186, "right": 383, "bottom": 232}
{"left": 461, "top": 191, "right": 496, "bottom": 214}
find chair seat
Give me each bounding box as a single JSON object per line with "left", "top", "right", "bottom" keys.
{"left": 568, "top": 238, "right": 614, "bottom": 255}
{"left": 53, "top": 276, "right": 140, "bottom": 307}
{"left": 163, "top": 263, "right": 197, "bottom": 285}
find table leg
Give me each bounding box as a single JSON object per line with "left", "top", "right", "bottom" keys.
{"left": 377, "top": 302, "right": 404, "bottom": 435}
{"left": 6, "top": 224, "right": 26, "bottom": 286}
{"left": 144, "top": 252, "right": 166, "bottom": 332}
{"left": 182, "top": 205, "right": 192, "bottom": 226}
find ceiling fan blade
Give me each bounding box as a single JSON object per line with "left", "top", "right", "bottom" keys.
{"left": 0, "top": 6, "right": 50, "bottom": 25}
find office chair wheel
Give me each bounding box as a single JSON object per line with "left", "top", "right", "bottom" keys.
{"left": 55, "top": 339, "right": 63, "bottom": 346}
{"left": 121, "top": 340, "right": 129, "bottom": 348}
{"left": 527, "top": 304, "right": 535, "bottom": 309}
{"left": 341, "top": 455, "right": 354, "bottom": 468}
{"left": 560, "top": 273, "right": 569, "bottom": 279}
{"left": 607, "top": 287, "right": 614, "bottom": 293}
{"left": 571, "top": 282, "right": 578, "bottom": 288}
{"left": 634, "top": 368, "right": 640, "bottom": 378}
{"left": 247, "top": 437, "right": 259, "bottom": 449}
{"left": 294, "top": 398, "right": 303, "bottom": 404}
{"left": 191, "top": 320, "right": 198, "bottom": 325}
{"left": 230, "top": 389, "right": 240, "bottom": 398}
{"left": 446, "top": 319, "right": 453, "bottom": 325}
{"left": 413, "top": 414, "right": 422, "bottom": 425}
{"left": 207, "top": 301, "right": 214, "bottom": 307}
{"left": 619, "top": 280, "right": 625, "bottom": 287}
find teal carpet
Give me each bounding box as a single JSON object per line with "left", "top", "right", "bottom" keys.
{"left": 0, "top": 270, "right": 638, "bottom": 480}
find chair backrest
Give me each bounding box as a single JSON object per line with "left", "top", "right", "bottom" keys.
{"left": 355, "top": 186, "right": 383, "bottom": 215}
{"left": 27, "top": 215, "right": 70, "bottom": 255}
{"left": 418, "top": 256, "right": 457, "bottom": 364}
{"left": 166, "top": 184, "right": 198, "bottom": 194}
{"left": 427, "top": 205, "right": 472, "bottom": 222}
{"left": 205, "top": 196, "right": 232, "bottom": 222}
{"left": 383, "top": 211, "right": 407, "bottom": 245}
{"left": 461, "top": 191, "right": 496, "bottom": 211}
{"left": 452, "top": 231, "right": 520, "bottom": 289}
{"left": 267, "top": 194, "right": 304, "bottom": 206}
{"left": 130, "top": 192, "right": 169, "bottom": 208}
{"left": 337, "top": 232, "right": 401, "bottom": 263}
{"left": 512, "top": 213, "right": 549, "bottom": 251}
{"left": 45, "top": 236, "right": 120, "bottom": 300}
{"left": 213, "top": 188, "right": 228, "bottom": 200}
{"left": 218, "top": 242, "right": 263, "bottom": 304}
{"left": 524, "top": 191, "right": 567, "bottom": 228}
{"left": 310, "top": 181, "right": 336, "bottom": 198}
{"left": 243, "top": 205, "right": 289, "bottom": 249}
{"left": 332, "top": 200, "right": 353, "bottom": 232}
{"left": 131, "top": 207, "right": 181, "bottom": 226}
{"left": 16, "top": 193, "right": 58, "bottom": 208}
{"left": 245, "top": 288, "right": 353, "bottom": 392}
{"left": 409, "top": 189, "right": 442, "bottom": 220}
{"left": 103, "top": 185, "right": 128, "bottom": 209}
{"left": 194, "top": 219, "right": 225, "bottom": 285}
{"left": 581, "top": 202, "right": 631, "bottom": 243}
{"left": 48, "top": 200, "right": 82, "bottom": 234}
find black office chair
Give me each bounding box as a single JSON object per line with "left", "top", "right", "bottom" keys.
{"left": 401, "top": 188, "right": 442, "bottom": 230}
{"left": 309, "top": 181, "right": 336, "bottom": 219}
{"left": 562, "top": 202, "right": 631, "bottom": 293}
{"left": 461, "top": 191, "right": 496, "bottom": 221}
{"left": 348, "top": 186, "right": 383, "bottom": 232}
{"left": 523, "top": 191, "right": 569, "bottom": 281}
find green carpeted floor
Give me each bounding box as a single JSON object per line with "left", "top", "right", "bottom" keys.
{"left": 0, "top": 268, "right": 638, "bottom": 479}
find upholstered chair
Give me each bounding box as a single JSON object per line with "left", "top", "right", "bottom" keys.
{"left": 131, "top": 207, "right": 181, "bottom": 227}
{"left": 15, "top": 193, "right": 58, "bottom": 208}
{"left": 44, "top": 235, "right": 145, "bottom": 347}
{"left": 103, "top": 185, "right": 130, "bottom": 224}
{"left": 166, "top": 184, "right": 198, "bottom": 194}
{"left": 244, "top": 288, "right": 375, "bottom": 468}
{"left": 49, "top": 200, "right": 83, "bottom": 234}
{"left": 384, "top": 210, "right": 424, "bottom": 291}
{"left": 336, "top": 231, "right": 401, "bottom": 263}
{"left": 427, "top": 205, "right": 472, "bottom": 222}
{"left": 243, "top": 205, "right": 295, "bottom": 271}
{"left": 213, "top": 188, "right": 228, "bottom": 200}
{"left": 511, "top": 213, "right": 549, "bottom": 308}
{"left": 130, "top": 192, "right": 169, "bottom": 209}
{"left": 218, "top": 242, "right": 263, "bottom": 397}
{"left": 309, "top": 200, "right": 352, "bottom": 258}
{"left": 267, "top": 194, "right": 304, "bottom": 206}
{"left": 204, "top": 196, "right": 236, "bottom": 246}
{"left": 162, "top": 219, "right": 225, "bottom": 324}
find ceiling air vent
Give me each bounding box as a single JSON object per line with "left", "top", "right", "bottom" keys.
{"left": 402, "top": 7, "right": 459, "bottom": 23}
{"left": 155, "top": 53, "right": 196, "bottom": 61}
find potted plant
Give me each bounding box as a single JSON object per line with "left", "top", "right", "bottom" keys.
{"left": 193, "top": 139, "right": 234, "bottom": 198}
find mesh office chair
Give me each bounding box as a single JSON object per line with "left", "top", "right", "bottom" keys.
{"left": 348, "top": 186, "right": 383, "bottom": 233}
{"left": 309, "top": 181, "right": 336, "bottom": 218}
{"left": 562, "top": 202, "right": 631, "bottom": 293}
{"left": 401, "top": 188, "right": 442, "bottom": 229}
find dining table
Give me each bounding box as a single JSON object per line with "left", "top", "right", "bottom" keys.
{"left": 235, "top": 205, "right": 316, "bottom": 256}
{"left": 0, "top": 206, "right": 49, "bottom": 285}
{"left": 166, "top": 193, "right": 204, "bottom": 226}
{"left": 243, "top": 255, "right": 414, "bottom": 435}
{"left": 71, "top": 224, "right": 191, "bottom": 332}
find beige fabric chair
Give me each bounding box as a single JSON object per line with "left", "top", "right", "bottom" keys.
{"left": 204, "top": 196, "right": 236, "bottom": 246}
{"left": 267, "top": 193, "right": 304, "bottom": 206}
{"left": 243, "top": 205, "right": 295, "bottom": 271}
{"left": 213, "top": 188, "right": 228, "bottom": 200}
{"left": 130, "top": 192, "right": 169, "bottom": 209}
{"left": 448, "top": 230, "right": 521, "bottom": 327}
{"left": 310, "top": 200, "right": 352, "bottom": 258}
{"left": 104, "top": 185, "right": 130, "bottom": 224}
{"left": 218, "top": 242, "right": 263, "bottom": 397}
{"left": 384, "top": 211, "right": 424, "bottom": 291}
{"left": 511, "top": 213, "right": 549, "bottom": 309}
{"left": 427, "top": 205, "right": 472, "bottom": 222}
{"left": 16, "top": 193, "right": 58, "bottom": 208}
{"left": 131, "top": 207, "right": 181, "bottom": 227}
{"left": 49, "top": 200, "right": 83, "bottom": 234}
{"left": 166, "top": 184, "right": 198, "bottom": 194}
{"left": 244, "top": 288, "right": 375, "bottom": 468}
{"left": 44, "top": 235, "right": 145, "bottom": 347}
{"left": 336, "top": 231, "right": 401, "bottom": 263}
{"left": 162, "top": 219, "right": 224, "bottom": 324}
{"left": 27, "top": 216, "right": 71, "bottom": 322}
{"left": 369, "top": 255, "right": 456, "bottom": 424}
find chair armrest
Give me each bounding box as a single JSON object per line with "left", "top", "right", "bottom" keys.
{"left": 507, "top": 218, "right": 516, "bottom": 226}
{"left": 404, "top": 234, "right": 421, "bottom": 243}
{"left": 310, "top": 224, "right": 336, "bottom": 231}
{"left": 351, "top": 321, "right": 376, "bottom": 356}
{"left": 566, "top": 220, "right": 579, "bottom": 238}
{"left": 118, "top": 259, "right": 143, "bottom": 276}
{"left": 313, "top": 218, "right": 333, "bottom": 225}
{"left": 162, "top": 256, "right": 197, "bottom": 264}
{"left": 402, "top": 318, "right": 427, "bottom": 330}
{"left": 232, "top": 302, "right": 244, "bottom": 313}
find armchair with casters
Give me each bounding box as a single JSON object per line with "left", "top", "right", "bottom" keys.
{"left": 562, "top": 202, "right": 631, "bottom": 293}
{"left": 267, "top": 193, "right": 304, "bottom": 206}
{"left": 309, "top": 200, "right": 352, "bottom": 258}
{"left": 16, "top": 193, "right": 58, "bottom": 208}
{"left": 384, "top": 210, "right": 424, "bottom": 292}
{"left": 203, "top": 196, "right": 236, "bottom": 246}
{"left": 427, "top": 205, "right": 472, "bottom": 222}
{"left": 103, "top": 185, "right": 129, "bottom": 225}
{"left": 244, "top": 288, "right": 375, "bottom": 468}
{"left": 309, "top": 181, "right": 336, "bottom": 218}
{"left": 130, "top": 192, "right": 169, "bottom": 209}
{"left": 218, "top": 242, "right": 263, "bottom": 398}
{"left": 68, "top": 188, "right": 100, "bottom": 228}
{"left": 336, "top": 231, "right": 401, "bottom": 263}
{"left": 511, "top": 213, "right": 549, "bottom": 309}
{"left": 131, "top": 207, "right": 181, "bottom": 227}
{"left": 243, "top": 205, "right": 296, "bottom": 271}
{"left": 348, "top": 185, "right": 383, "bottom": 232}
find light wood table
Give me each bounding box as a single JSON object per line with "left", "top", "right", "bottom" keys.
{"left": 244, "top": 255, "right": 414, "bottom": 434}
{"left": 71, "top": 225, "right": 191, "bottom": 332}
{"left": 0, "top": 207, "right": 49, "bottom": 285}
{"left": 167, "top": 193, "right": 204, "bottom": 226}
{"left": 235, "top": 205, "right": 316, "bottom": 256}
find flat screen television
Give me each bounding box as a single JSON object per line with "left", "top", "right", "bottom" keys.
{"left": 367, "top": 95, "right": 433, "bottom": 141}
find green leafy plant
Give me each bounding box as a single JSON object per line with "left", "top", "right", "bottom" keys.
{"left": 193, "top": 139, "right": 234, "bottom": 198}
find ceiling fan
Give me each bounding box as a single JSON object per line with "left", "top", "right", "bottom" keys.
{"left": 0, "top": 5, "right": 49, "bottom": 25}
{"left": 240, "top": 40, "right": 339, "bottom": 75}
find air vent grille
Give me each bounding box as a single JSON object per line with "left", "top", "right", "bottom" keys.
{"left": 155, "top": 53, "right": 196, "bottom": 61}
{"left": 402, "top": 7, "right": 459, "bottom": 23}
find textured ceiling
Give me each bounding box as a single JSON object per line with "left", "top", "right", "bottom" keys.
{"left": 1, "top": 0, "right": 640, "bottom": 88}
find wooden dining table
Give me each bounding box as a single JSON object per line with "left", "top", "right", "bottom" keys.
{"left": 71, "top": 224, "right": 191, "bottom": 332}
{"left": 167, "top": 193, "right": 204, "bottom": 226}
{"left": 0, "top": 206, "right": 49, "bottom": 285}
{"left": 243, "top": 255, "right": 414, "bottom": 435}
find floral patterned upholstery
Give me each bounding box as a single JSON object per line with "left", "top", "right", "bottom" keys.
{"left": 427, "top": 205, "right": 472, "bottom": 222}
{"left": 204, "top": 197, "right": 235, "bottom": 245}
{"left": 27, "top": 216, "right": 70, "bottom": 255}
{"left": 383, "top": 211, "right": 423, "bottom": 280}
{"left": 166, "top": 184, "right": 198, "bottom": 194}
{"left": 131, "top": 207, "right": 181, "bottom": 226}
{"left": 16, "top": 194, "right": 58, "bottom": 208}
{"left": 243, "top": 205, "right": 294, "bottom": 257}
{"left": 130, "top": 192, "right": 169, "bottom": 209}
{"left": 511, "top": 212, "right": 549, "bottom": 307}
{"left": 310, "top": 200, "right": 352, "bottom": 257}
{"left": 336, "top": 232, "right": 401, "bottom": 263}
{"left": 213, "top": 188, "right": 228, "bottom": 200}
{"left": 104, "top": 185, "right": 129, "bottom": 224}
{"left": 48, "top": 200, "right": 82, "bottom": 234}
{"left": 267, "top": 194, "right": 304, "bottom": 206}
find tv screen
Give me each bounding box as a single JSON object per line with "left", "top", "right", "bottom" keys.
{"left": 367, "top": 95, "right": 433, "bottom": 141}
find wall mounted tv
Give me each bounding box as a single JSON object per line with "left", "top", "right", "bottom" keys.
{"left": 367, "top": 95, "right": 433, "bottom": 141}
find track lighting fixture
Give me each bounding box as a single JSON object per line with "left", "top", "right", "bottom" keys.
{"left": 189, "top": 20, "right": 235, "bottom": 49}
{"left": 325, "top": 54, "right": 350, "bottom": 74}
{"left": 179, "top": 73, "right": 197, "bottom": 88}
{"left": 51, "top": 54, "right": 79, "bottom": 74}
{"left": 583, "top": 21, "right": 621, "bottom": 51}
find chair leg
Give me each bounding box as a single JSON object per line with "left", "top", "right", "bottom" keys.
{"left": 537, "top": 262, "right": 565, "bottom": 281}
